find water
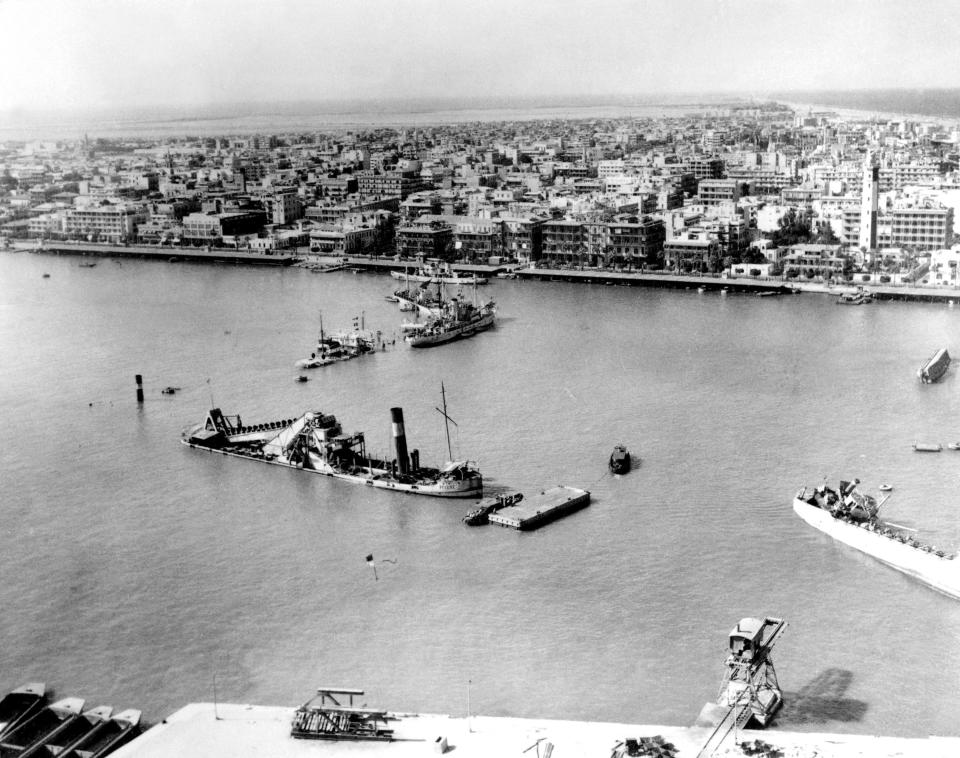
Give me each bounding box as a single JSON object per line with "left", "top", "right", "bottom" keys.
{"left": 2, "top": 252, "right": 960, "bottom": 736}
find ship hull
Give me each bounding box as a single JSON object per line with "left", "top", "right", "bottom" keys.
{"left": 793, "top": 497, "right": 960, "bottom": 599}
{"left": 918, "top": 348, "right": 950, "bottom": 383}
{"left": 408, "top": 312, "right": 495, "bottom": 347}
{"left": 182, "top": 440, "right": 482, "bottom": 497}
{"left": 390, "top": 270, "right": 487, "bottom": 285}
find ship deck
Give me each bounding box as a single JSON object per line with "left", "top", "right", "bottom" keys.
{"left": 488, "top": 485, "right": 590, "bottom": 530}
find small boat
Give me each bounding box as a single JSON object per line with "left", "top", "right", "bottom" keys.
{"left": 0, "top": 697, "right": 85, "bottom": 757}
{"left": 496, "top": 271, "right": 518, "bottom": 280}
{"left": 0, "top": 684, "right": 46, "bottom": 740}
{"left": 463, "top": 492, "right": 523, "bottom": 525}
{"left": 697, "top": 286, "right": 706, "bottom": 293}
{"left": 917, "top": 347, "right": 950, "bottom": 383}
{"left": 36, "top": 705, "right": 113, "bottom": 758}
{"left": 296, "top": 375, "right": 309, "bottom": 383}
{"left": 42, "top": 274, "right": 50, "bottom": 279}
{"left": 60, "top": 709, "right": 141, "bottom": 758}
{"left": 78, "top": 261, "right": 97, "bottom": 268}
{"left": 837, "top": 287, "right": 872, "bottom": 305}
{"left": 161, "top": 386, "right": 179, "bottom": 395}
{"left": 949, "top": 442, "right": 960, "bottom": 451}
{"left": 609, "top": 444, "right": 631, "bottom": 474}
{"left": 878, "top": 483, "right": 893, "bottom": 492}
{"left": 913, "top": 442, "right": 943, "bottom": 452}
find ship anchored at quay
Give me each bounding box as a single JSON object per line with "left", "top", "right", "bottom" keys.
{"left": 181, "top": 396, "right": 482, "bottom": 498}
{"left": 793, "top": 479, "right": 960, "bottom": 599}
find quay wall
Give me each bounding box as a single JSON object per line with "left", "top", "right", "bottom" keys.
{"left": 10, "top": 241, "right": 960, "bottom": 301}
{"left": 10, "top": 241, "right": 295, "bottom": 265}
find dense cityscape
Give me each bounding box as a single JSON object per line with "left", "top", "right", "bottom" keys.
{"left": 4, "top": 99, "right": 960, "bottom": 288}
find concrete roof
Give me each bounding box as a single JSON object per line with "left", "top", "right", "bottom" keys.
{"left": 109, "top": 703, "right": 960, "bottom": 758}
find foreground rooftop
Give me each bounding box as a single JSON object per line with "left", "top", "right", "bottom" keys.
{"left": 110, "top": 703, "right": 960, "bottom": 758}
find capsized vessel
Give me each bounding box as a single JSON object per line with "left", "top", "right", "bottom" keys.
{"left": 182, "top": 404, "right": 482, "bottom": 498}
{"left": 917, "top": 347, "right": 950, "bottom": 383}
{"left": 793, "top": 479, "right": 960, "bottom": 598}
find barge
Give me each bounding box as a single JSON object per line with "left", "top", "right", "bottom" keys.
{"left": 488, "top": 486, "right": 590, "bottom": 530}
{"left": 182, "top": 406, "right": 482, "bottom": 498}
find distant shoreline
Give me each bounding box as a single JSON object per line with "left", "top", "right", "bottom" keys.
{"left": 4, "top": 89, "right": 960, "bottom": 141}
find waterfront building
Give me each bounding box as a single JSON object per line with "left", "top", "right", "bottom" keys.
{"left": 541, "top": 218, "right": 583, "bottom": 264}
{"left": 181, "top": 210, "right": 267, "bottom": 245}
{"left": 500, "top": 215, "right": 545, "bottom": 262}
{"left": 395, "top": 217, "right": 454, "bottom": 259}
{"left": 889, "top": 205, "right": 954, "bottom": 251}
{"left": 781, "top": 243, "right": 845, "bottom": 277}
{"left": 357, "top": 168, "right": 432, "bottom": 199}
{"left": 606, "top": 217, "right": 666, "bottom": 267}
{"left": 663, "top": 237, "right": 720, "bottom": 272}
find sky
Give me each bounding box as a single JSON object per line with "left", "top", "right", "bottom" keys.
{"left": 1, "top": 0, "right": 960, "bottom": 112}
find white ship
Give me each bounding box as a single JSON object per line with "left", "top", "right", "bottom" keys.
{"left": 793, "top": 480, "right": 960, "bottom": 599}
{"left": 390, "top": 261, "right": 487, "bottom": 286}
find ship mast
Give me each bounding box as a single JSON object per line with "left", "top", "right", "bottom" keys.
{"left": 435, "top": 381, "right": 458, "bottom": 461}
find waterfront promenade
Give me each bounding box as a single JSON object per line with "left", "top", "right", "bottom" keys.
{"left": 9, "top": 240, "right": 296, "bottom": 265}
{"left": 113, "top": 703, "right": 960, "bottom": 758}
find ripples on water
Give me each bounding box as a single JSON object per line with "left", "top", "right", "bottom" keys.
{"left": 1, "top": 253, "right": 959, "bottom": 736}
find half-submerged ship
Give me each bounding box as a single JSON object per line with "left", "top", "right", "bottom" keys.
{"left": 793, "top": 479, "right": 960, "bottom": 598}
{"left": 182, "top": 401, "right": 482, "bottom": 498}
{"left": 295, "top": 313, "right": 375, "bottom": 369}
{"left": 917, "top": 347, "right": 950, "bottom": 383}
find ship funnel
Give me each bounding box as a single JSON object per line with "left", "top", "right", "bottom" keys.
{"left": 391, "top": 407, "right": 410, "bottom": 474}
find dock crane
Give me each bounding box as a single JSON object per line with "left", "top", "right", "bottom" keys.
{"left": 695, "top": 616, "right": 787, "bottom": 758}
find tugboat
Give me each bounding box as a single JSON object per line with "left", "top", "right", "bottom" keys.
{"left": 609, "top": 444, "right": 631, "bottom": 474}
{"left": 463, "top": 492, "right": 523, "bottom": 525}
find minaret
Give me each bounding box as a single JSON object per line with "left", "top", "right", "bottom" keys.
{"left": 858, "top": 151, "right": 879, "bottom": 251}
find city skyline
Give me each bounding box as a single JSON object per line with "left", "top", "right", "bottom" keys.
{"left": 2, "top": 0, "right": 960, "bottom": 113}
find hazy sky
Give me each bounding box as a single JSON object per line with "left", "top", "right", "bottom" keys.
{"left": 1, "top": 0, "right": 959, "bottom": 111}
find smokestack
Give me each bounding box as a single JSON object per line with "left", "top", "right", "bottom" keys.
{"left": 391, "top": 407, "right": 409, "bottom": 474}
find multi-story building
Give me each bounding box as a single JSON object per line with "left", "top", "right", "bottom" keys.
{"left": 889, "top": 205, "right": 953, "bottom": 251}
{"left": 395, "top": 217, "right": 454, "bottom": 259}
{"left": 541, "top": 219, "right": 583, "bottom": 263}
{"left": 501, "top": 215, "right": 545, "bottom": 262}
{"left": 698, "top": 179, "right": 740, "bottom": 207}
{"left": 357, "top": 169, "right": 432, "bottom": 199}
{"left": 663, "top": 238, "right": 721, "bottom": 271}
{"left": 606, "top": 217, "right": 666, "bottom": 266}
{"left": 61, "top": 201, "right": 149, "bottom": 242}
{"left": 181, "top": 210, "right": 267, "bottom": 244}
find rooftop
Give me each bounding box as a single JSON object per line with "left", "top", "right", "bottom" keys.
{"left": 110, "top": 703, "right": 960, "bottom": 758}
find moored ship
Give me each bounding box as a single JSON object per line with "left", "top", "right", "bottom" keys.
{"left": 406, "top": 295, "right": 496, "bottom": 348}
{"left": 917, "top": 347, "right": 950, "bottom": 383}
{"left": 609, "top": 444, "right": 631, "bottom": 474}
{"left": 390, "top": 260, "right": 487, "bottom": 286}
{"left": 182, "top": 405, "right": 482, "bottom": 498}
{"left": 793, "top": 479, "right": 960, "bottom": 599}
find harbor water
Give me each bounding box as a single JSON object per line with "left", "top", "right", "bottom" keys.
{"left": 1, "top": 252, "right": 959, "bottom": 736}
